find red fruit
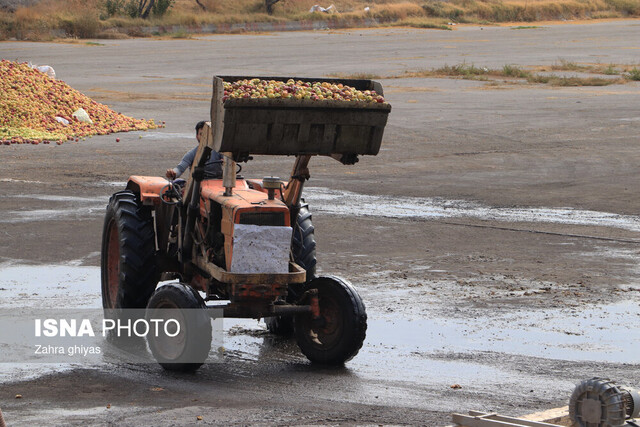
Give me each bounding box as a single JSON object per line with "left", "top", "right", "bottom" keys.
{"left": 116, "top": 138, "right": 120, "bottom": 142}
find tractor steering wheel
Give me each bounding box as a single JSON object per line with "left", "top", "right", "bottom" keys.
{"left": 160, "top": 182, "right": 183, "bottom": 205}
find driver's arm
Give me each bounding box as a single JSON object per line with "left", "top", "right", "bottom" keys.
{"left": 167, "top": 147, "right": 198, "bottom": 179}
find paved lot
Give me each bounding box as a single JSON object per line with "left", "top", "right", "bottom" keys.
{"left": 0, "top": 20, "right": 639, "bottom": 426}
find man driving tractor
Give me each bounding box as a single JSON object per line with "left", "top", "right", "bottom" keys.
{"left": 166, "top": 120, "right": 223, "bottom": 180}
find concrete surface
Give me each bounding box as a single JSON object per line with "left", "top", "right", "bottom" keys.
{"left": 0, "top": 20, "right": 639, "bottom": 426}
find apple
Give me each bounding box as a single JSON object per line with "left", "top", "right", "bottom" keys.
{"left": 222, "top": 78, "right": 386, "bottom": 105}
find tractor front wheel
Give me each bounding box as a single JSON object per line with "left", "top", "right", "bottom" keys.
{"left": 145, "top": 284, "right": 212, "bottom": 372}
{"left": 101, "top": 190, "right": 158, "bottom": 309}
{"left": 294, "top": 276, "right": 367, "bottom": 365}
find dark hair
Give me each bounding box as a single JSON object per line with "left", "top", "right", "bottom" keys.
{"left": 195, "top": 121, "right": 206, "bottom": 134}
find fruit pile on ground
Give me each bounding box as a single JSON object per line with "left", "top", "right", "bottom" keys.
{"left": 223, "top": 78, "right": 386, "bottom": 103}
{"left": 0, "top": 59, "right": 158, "bottom": 145}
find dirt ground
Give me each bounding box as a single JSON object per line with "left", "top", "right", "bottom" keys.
{"left": 1, "top": 20, "right": 640, "bottom": 426}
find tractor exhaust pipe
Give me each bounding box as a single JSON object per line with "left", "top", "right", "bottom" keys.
{"left": 222, "top": 153, "right": 236, "bottom": 196}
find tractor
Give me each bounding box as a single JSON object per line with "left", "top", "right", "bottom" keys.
{"left": 100, "top": 75, "right": 391, "bottom": 371}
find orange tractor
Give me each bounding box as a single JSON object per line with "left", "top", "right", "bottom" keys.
{"left": 101, "top": 76, "right": 391, "bottom": 371}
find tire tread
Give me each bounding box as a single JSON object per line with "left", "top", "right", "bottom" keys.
{"left": 101, "top": 190, "right": 158, "bottom": 309}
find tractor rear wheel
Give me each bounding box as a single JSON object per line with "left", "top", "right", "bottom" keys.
{"left": 294, "top": 276, "right": 367, "bottom": 365}
{"left": 146, "top": 284, "right": 212, "bottom": 372}
{"left": 101, "top": 190, "right": 158, "bottom": 309}
{"left": 291, "top": 203, "right": 317, "bottom": 280}
{"left": 266, "top": 203, "right": 317, "bottom": 336}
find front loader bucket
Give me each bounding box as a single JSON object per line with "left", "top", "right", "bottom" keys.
{"left": 209, "top": 75, "right": 391, "bottom": 160}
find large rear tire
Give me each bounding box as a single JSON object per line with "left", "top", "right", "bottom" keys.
{"left": 294, "top": 276, "right": 367, "bottom": 365}
{"left": 291, "top": 203, "right": 317, "bottom": 280}
{"left": 146, "top": 284, "right": 212, "bottom": 372}
{"left": 101, "top": 190, "right": 158, "bottom": 309}
{"left": 266, "top": 203, "right": 317, "bottom": 336}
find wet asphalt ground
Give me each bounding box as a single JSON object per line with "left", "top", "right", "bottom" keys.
{"left": 1, "top": 20, "right": 640, "bottom": 425}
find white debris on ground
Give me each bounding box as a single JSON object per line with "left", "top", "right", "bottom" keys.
{"left": 309, "top": 4, "right": 338, "bottom": 13}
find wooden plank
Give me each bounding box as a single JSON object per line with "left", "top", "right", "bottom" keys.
{"left": 453, "top": 413, "right": 523, "bottom": 427}
{"left": 183, "top": 121, "right": 213, "bottom": 207}
{"left": 453, "top": 412, "right": 563, "bottom": 427}
{"left": 469, "top": 411, "right": 561, "bottom": 427}
{"left": 520, "top": 407, "right": 570, "bottom": 426}
{"left": 210, "top": 77, "right": 225, "bottom": 149}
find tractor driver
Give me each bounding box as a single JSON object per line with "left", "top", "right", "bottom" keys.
{"left": 165, "top": 121, "right": 224, "bottom": 180}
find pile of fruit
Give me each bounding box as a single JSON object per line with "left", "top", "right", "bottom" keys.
{"left": 0, "top": 59, "right": 159, "bottom": 145}
{"left": 222, "top": 78, "right": 386, "bottom": 103}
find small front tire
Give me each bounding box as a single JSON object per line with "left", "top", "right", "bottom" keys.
{"left": 294, "top": 276, "right": 367, "bottom": 365}
{"left": 145, "top": 284, "right": 212, "bottom": 372}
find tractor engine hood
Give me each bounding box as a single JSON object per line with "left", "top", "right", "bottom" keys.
{"left": 200, "top": 180, "right": 292, "bottom": 273}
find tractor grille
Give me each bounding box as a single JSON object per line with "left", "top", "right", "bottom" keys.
{"left": 238, "top": 212, "right": 285, "bottom": 226}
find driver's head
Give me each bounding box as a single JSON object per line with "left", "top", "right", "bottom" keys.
{"left": 195, "top": 120, "right": 206, "bottom": 142}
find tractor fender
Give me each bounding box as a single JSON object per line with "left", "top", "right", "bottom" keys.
{"left": 126, "top": 176, "right": 169, "bottom": 206}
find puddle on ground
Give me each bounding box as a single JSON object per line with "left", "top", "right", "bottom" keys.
{"left": 3, "top": 185, "right": 639, "bottom": 232}
{"left": 0, "top": 264, "right": 101, "bottom": 382}
{"left": 0, "top": 263, "right": 102, "bottom": 308}
{"left": 90, "top": 181, "right": 128, "bottom": 187}
{"left": 1, "top": 263, "right": 637, "bottom": 386}
{"left": 0, "top": 207, "right": 105, "bottom": 223}
{"left": 0, "top": 178, "right": 47, "bottom": 184}
{"left": 4, "top": 405, "right": 138, "bottom": 425}
{"left": 582, "top": 246, "right": 640, "bottom": 276}
{"left": 11, "top": 195, "right": 106, "bottom": 203}
{"left": 0, "top": 194, "right": 107, "bottom": 223}
{"left": 225, "top": 299, "right": 640, "bottom": 387}
{"left": 304, "top": 187, "right": 640, "bottom": 232}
